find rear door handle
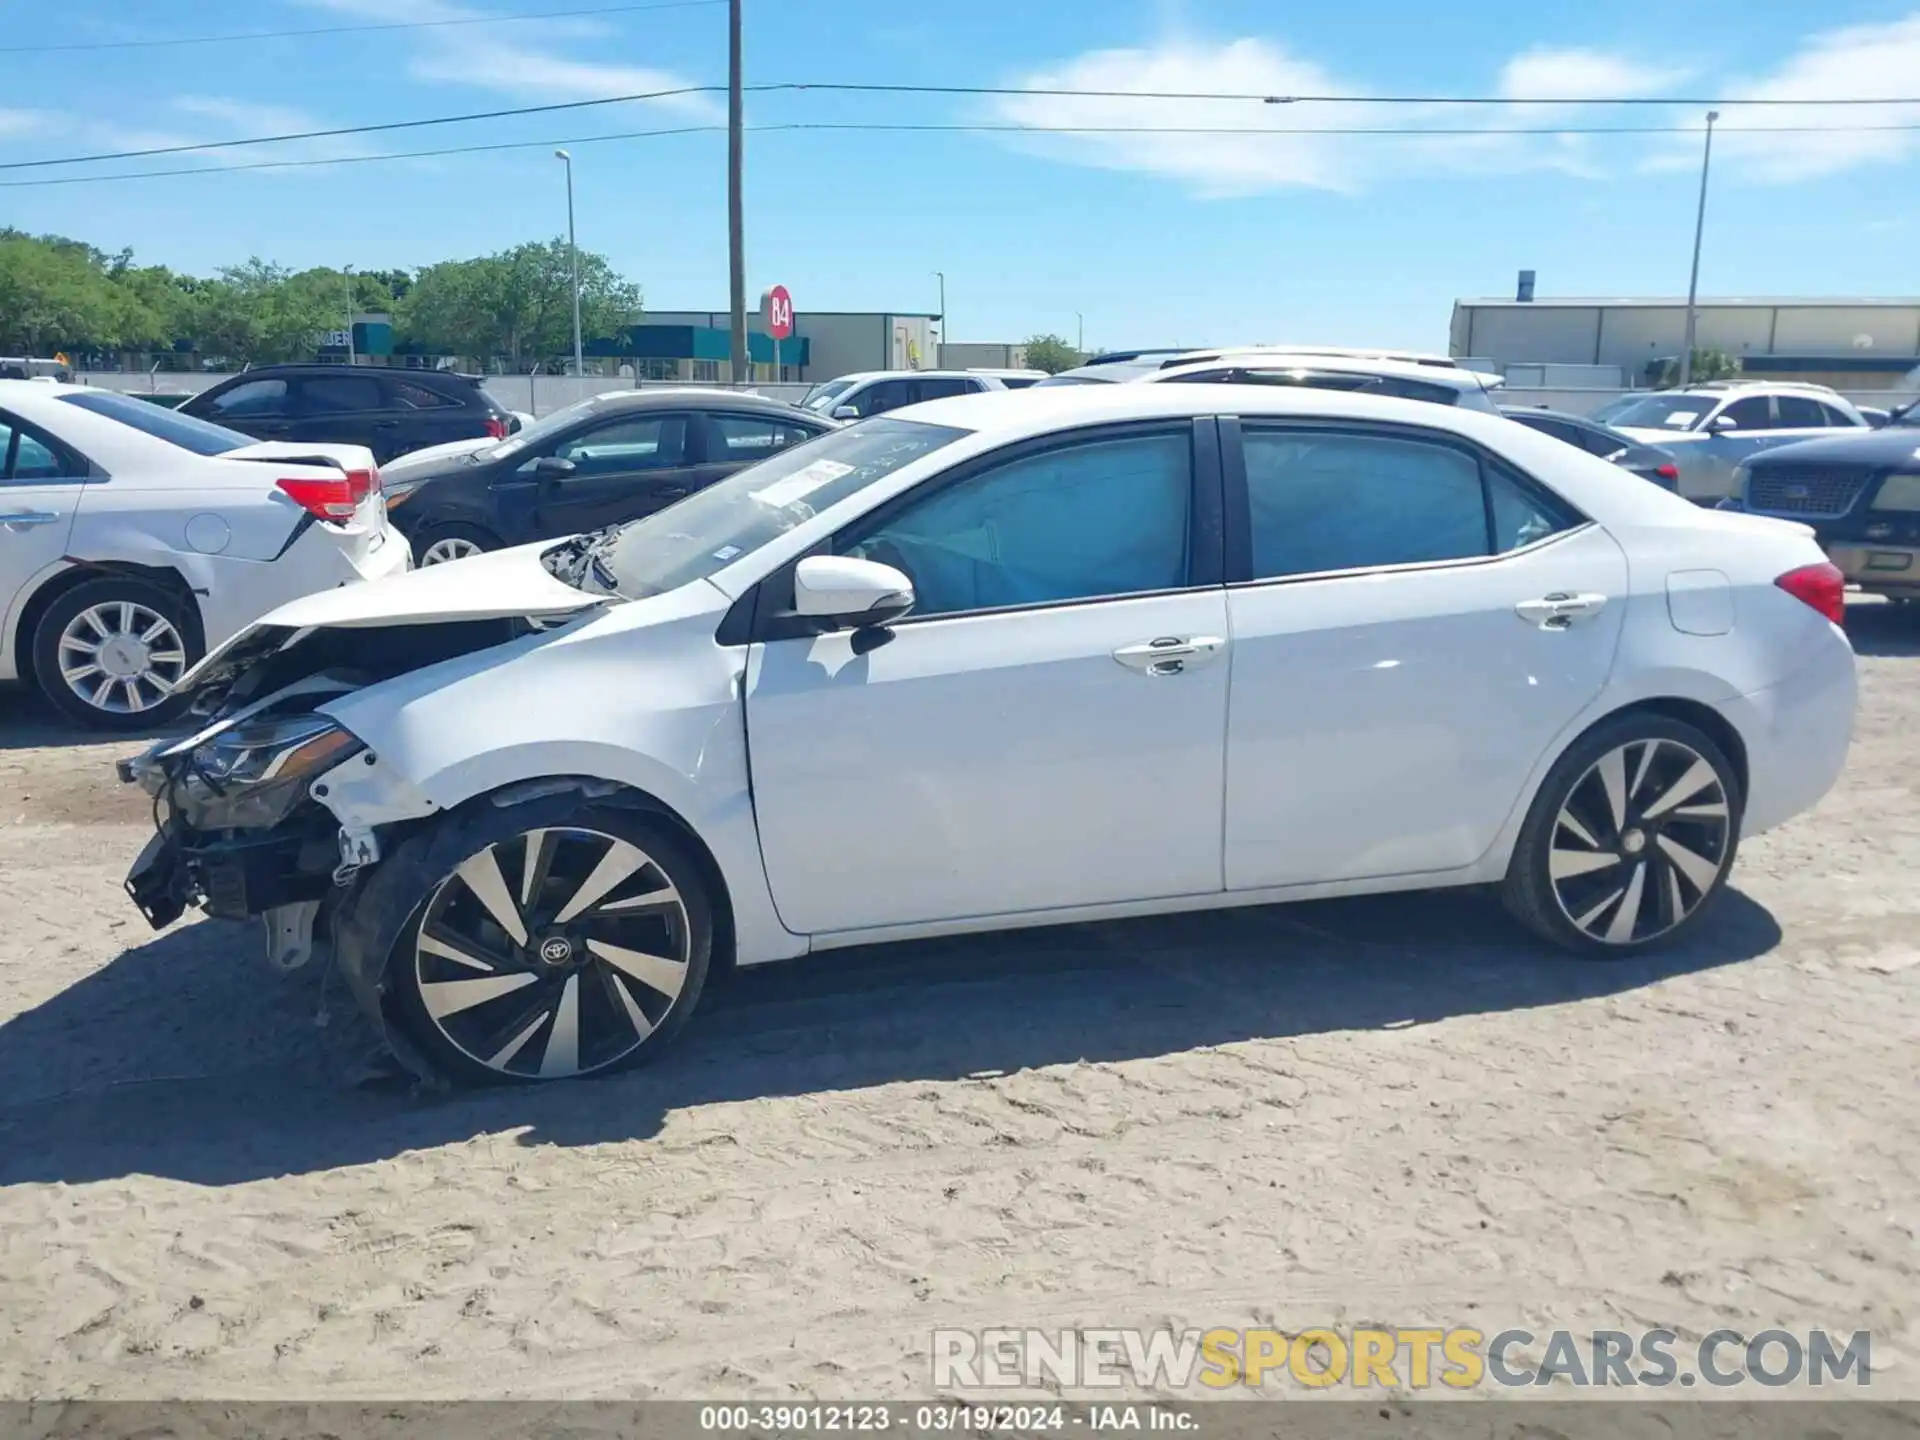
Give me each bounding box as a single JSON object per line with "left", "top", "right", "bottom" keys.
{"left": 1515, "top": 592, "right": 1608, "bottom": 629}
{"left": 1113, "top": 634, "right": 1226, "bottom": 675}
{"left": 0, "top": 510, "right": 60, "bottom": 528}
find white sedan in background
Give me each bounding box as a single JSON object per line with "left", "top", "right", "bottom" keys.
{"left": 122, "top": 384, "right": 1855, "bottom": 1086}
{"left": 0, "top": 382, "right": 409, "bottom": 728}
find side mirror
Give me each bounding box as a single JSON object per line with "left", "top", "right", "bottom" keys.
{"left": 1709, "top": 414, "right": 1740, "bottom": 432}
{"left": 793, "top": 555, "right": 915, "bottom": 628}
{"left": 832, "top": 405, "right": 860, "bottom": 421}
{"left": 531, "top": 455, "right": 577, "bottom": 479}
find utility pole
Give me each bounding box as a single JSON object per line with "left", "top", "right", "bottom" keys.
{"left": 727, "top": 0, "right": 747, "bottom": 382}
{"left": 1678, "top": 109, "right": 1720, "bottom": 390}
{"left": 556, "top": 149, "right": 584, "bottom": 376}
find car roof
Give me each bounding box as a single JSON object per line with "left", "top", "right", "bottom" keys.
{"left": 578, "top": 386, "right": 810, "bottom": 413}
{"left": 1146, "top": 352, "right": 1498, "bottom": 392}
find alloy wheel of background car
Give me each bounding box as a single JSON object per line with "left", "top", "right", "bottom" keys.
{"left": 420, "top": 536, "right": 485, "bottom": 566}
{"left": 1502, "top": 715, "right": 1740, "bottom": 957}
{"left": 398, "top": 820, "right": 709, "bottom": 1082}
{"left": 31, "top": 577, "right": 200, "bottom": 729}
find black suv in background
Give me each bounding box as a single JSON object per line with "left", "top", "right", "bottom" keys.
{"left": 1724, "top": 400, "right": 1920, "bottom": 602}
{"left": 178, "top": 365, "right": 517, "bottom": 463}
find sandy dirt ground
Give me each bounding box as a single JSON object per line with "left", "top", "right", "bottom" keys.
{"left": 0, "top": 603, "right": 1915, "bottom": 1402}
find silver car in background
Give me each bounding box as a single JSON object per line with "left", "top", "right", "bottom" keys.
{"left": 1596, "top": 382, "right": 1869, "bottom": 504}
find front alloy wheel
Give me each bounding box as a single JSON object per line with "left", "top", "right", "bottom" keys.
{"left": 1504, "top": 716, "right": 1740, "bottom": 955}
{"left": 391, "top": 811, "right": 712, "bottom": 1084}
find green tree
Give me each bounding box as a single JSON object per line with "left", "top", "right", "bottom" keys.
{"left": 186, "top": 259, "right": 345, "bottom": 364}
{"left": 0, "top": 232, "right": 133, "bottom": 354}
{"left": 1021, "top": 334, "right": 1083, "bottom": 374}
{"left": 1659, "top": 347, "right": 1742, "bottom": 386}
{"left": 397, "top": 239, "right": 640, "bottom": 366}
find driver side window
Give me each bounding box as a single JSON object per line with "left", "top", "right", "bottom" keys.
{"left": 548, "top": 415, "right": 689, "bottom": 476}
{"left": 1714, "top": 396, "right": 1773, "bottom": 432}
{"left": 837, "top": 429, "right": 1192, "bottom": 619}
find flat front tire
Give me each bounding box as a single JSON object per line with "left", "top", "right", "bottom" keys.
{"left": 385, "top": 798, "right": 713, "bottom": 1086}
{"left": 1502, "top": 713, "right": 1742, "bottom": 958}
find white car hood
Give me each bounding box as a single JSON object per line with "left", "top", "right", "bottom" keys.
{"left": 270, "top": 540, "right": 596, "bottom": 629}
{"left": 177, "top": 541, "right": 601, "bottom": 691}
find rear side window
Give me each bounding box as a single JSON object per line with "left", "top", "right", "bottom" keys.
{"left": 0, "top": 414, "right": 86, "bottom": 481}
{"left": 1776, "top": 395, "right": 1827, "bottom": 428}
{"left": 1239, "top": 428, "right": 1573, "bottom": 582}
{"left": 204, "top": 377, "right": 287, "bottom": 419}
{"left": 388, "top": 379, "right": 457, "bottom": 409}
{"left": 710, "top": 414, "right": 816, "bottom": 458}
{"left": 298, "top": 375, "right": 385, "bottom": 414}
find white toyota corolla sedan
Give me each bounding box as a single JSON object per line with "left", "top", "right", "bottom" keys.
{"left": 119, "top": 384, "right": 1857, "bottom": 1086}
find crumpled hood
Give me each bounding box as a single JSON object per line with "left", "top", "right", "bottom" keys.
{"left": 178, "top": 540, "right": 601, "bottom": 693}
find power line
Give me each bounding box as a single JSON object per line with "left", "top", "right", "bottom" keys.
{"left": 8, "top": 80, "right": 1920, "bottom": 173}
{"left": 0, "top": 1, "right": 725, "bottom": 54}
{"left": 10, "top": 118, "right": 1920, "bottom": 189}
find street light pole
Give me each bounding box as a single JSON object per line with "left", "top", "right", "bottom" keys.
{"left": 555, "top": 149, "right": 584, "bottom": 377}
{"left": 934, "top": 271, "right": 946, "bottom": 357}
{"left": 343, "top": 264, "right": 355, "bottom": 365}
{"left": 726, "top": 0, "right": 747, "bottom": 382}
{"left": 1076, "top": 311, "right": 1083, "bottom": 354}
{"left": 1678, "top": 109, "right": 1720, "bottom": 390}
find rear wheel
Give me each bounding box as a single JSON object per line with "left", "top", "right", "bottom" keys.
{"left": 1502, "top": 714, "right": 1741, "bottom": 957}
{"left": 386, "top": 799, "right": 713, "bottom": 1086}
{"left": 414, "top": 522, "right": 499, "bottom": 567}
{"left": 31, "top": 576, "right": 200, "bottom": 729}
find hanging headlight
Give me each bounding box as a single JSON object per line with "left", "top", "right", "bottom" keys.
{"left": 179, "top": 714, "right": 364, "bottom": 830}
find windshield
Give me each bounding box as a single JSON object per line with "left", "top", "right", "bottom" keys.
{"left": 58, "top": 390, "right": 254, "bottom": 456}
{"left": 1598, "top": 394, "right": 1713, "bottom": 430}
{"left": 801, "top": 379, "right": 856, "bottom": 412}
{"left": 478, "top": 395, "right": 602, "bottom": 462}
{"left": 1033, "top": 373, "right": 1119, "bottom": 387}
{"left": 600, "top": 417, "right": 968, "bottom": 598}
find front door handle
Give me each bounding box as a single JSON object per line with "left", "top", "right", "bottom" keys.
{"left": 0, "top": 510, "right": 60, "bottom": 529}
{"left": 1113, "top": 634, "right": 1226, "bottom": 676}
{"left": 653, "top": 486, "right": 689, "bottom": 501}
{"left": 1515, "top": 592, "right": 1608, "bottom": 629}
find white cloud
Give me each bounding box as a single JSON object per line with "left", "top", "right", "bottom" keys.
{"left": 301, "top": 0, "right": 719, "bottom": 120}
{"left": 0, "top": 110, "right": 45, "bottom": 140}
{"left": 1497, "top": 48, "right": 1687, "bottom": 106}
{"left": 984, "top": 38, "right": 1671, "bottom": 195}
{"left": 1704, "top": 14, "right": 1920, "bottom": 180}
{"left": 986, "top": 38, "right": 1381, "bottom": 197}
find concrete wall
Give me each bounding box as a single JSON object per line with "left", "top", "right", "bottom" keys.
{"left": 940, "top": 342, "right": 1028, "bottom": 369}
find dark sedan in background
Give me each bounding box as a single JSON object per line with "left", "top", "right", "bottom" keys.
{"left": 380, "top": 388, "right": 833, "bottom": 565}
{"left": 178, "top": 364, "right": 518, "bottom": 464}
{"left": 1500, "top": 406, "right": 1681, "bottom": 491}
{"left": 1723, "top": 401, "right": 1920, "bottom": 602}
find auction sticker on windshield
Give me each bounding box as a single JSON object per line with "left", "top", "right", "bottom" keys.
{"left": 752, "top": 459, "right": 856, "bottom": 508}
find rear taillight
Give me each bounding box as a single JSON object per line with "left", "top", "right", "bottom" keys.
{"left": 345, "top": 466, "right": 381, "bottom": 503}
{"left": 276, "top": 476, "right": 358, "bottom": 520}
{"left": 1655, "top": 462, "right": 1679, "bottom": 482}
{"left": 484, "top": 416, "right": 508, "bottom": 440}
{"left": 1774, "top": 562, "right": 1846, "bottom": 625}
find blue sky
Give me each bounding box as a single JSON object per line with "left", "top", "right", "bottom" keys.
{"left": 3, "top": 0, "right": 1918, "bottom": 352}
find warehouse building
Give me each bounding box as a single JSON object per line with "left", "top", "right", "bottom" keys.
{"left": 617, "top": 310, "right": 940, "bottom": 384}
{"left": 1450, "top": 294, "right": 1920, "bottom": 390}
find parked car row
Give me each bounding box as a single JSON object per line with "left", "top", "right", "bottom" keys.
{"left": 112, "top": 373, "right": 1858, "bottom": 1088}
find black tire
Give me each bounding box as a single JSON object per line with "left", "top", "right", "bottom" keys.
{"left": 411, "top": 521, "right": 500, "bottom": 567}
{"left": 1501, "top": 712, "right": 1743, "bottom": 958}
{"left": 384, "top": 797, "right": 714, "bottom": 1086}
{"left": 31, "top": 575, "right": 201, "bottom": 730}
